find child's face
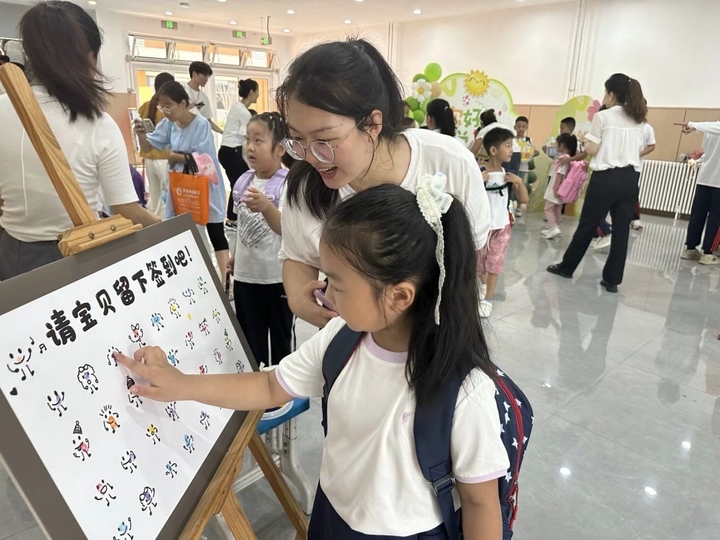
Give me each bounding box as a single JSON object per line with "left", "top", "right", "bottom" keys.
{"left": 559, "top": 122, "right": 573, "bottom": 134}
{"left": 286, "top": 97, "right": 380, "bottom": 190}
{"left": 515, "top": 121, "right": 528, "bottom": 137}
{"left": 245, "top": 121, "right": 282, "bottom": 172}
{"left": 491, "top": 139, "right": 514, "bottom": 163}
{"left": 319, "top": 241, "right": 413, "bottom": 333}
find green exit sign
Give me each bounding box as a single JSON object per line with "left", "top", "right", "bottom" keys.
{"left": 232, "top": 30, "right": 246, "bottom": 39}
{"left": 161, "top": 20, "right": 178, "bottom": 30}
{"left": 260, "top": 36, "right": 272, "bottom": 45}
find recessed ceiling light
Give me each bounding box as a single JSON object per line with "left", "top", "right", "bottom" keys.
{"left": 682, "top": 441, "right": 692, "bottom": 449}
{"left": 229, "top": 20, "right": 237, "bottom": 25}
{"left": 559, "top": 467, "right": 571, "bottom": 476}
{"left": 218, "top": 0, "right": 227, "bottom": 2}
{"left": 283, "top": 28, "right": 291, "bottom": 33}
{"left": 88, "top": 0, "right": 97, "bottom": 4}
{"left": 165, "top": 11, "right": 173, "bottom": 15}
{"left": 644, "top": 487, "right": 657, "bottom": 496}
{"left": 413, "top": 9, "right": 422, "bottom": 14}
{"left": 355, "top": 0, "right": 364, "bottom": 2}
{"left": 344, "top": 19, "right": 352, "bottom": 24}
{"left": 287, "top": 9, "right": 295, "bottom": 14}
{"left": 179, "top": 2, "right": 190, "bottom": 8}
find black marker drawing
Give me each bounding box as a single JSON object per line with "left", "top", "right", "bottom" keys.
{"left": 94, "top": 479, "right": 117, "bottom": 506}
{"left": 76, "top": 364, "right": 99, "bottom": 394}
{"left": 47, "top": 390, "right": 67, "bottom": 417}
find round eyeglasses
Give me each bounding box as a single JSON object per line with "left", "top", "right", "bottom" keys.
{"left": 281, "top": 119, "right": 364, "bottom": 165}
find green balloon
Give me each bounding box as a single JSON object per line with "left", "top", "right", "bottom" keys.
{"left": 405, "top": 96, "right": 419, "bottom": 110}
{"left": 420, "top": 99, "right": 428, "bottom": 113}
{"left": 423, "top": 63, "right": 442, "bottom": 82}
{"left": 412, "top": 73, "right": 426, "bottom": 83}
{"left": 527, "top": 171, "right": 538, "bottom": 184}
{"left": 413, "top": 110, "right": 425, "bottom": 124}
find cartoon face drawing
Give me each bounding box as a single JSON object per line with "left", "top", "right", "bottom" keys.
{"left": 236, "top": 360, "right": 245, "bottom": 373}
{"left": 77, "top": 364, "right": 99, "bottom": 394}
{"left": 100, "top": 405, "right": 120, "bottom": 433}
{"left": 150, "top": 312, "right": 164, "bottom": 331}
{"left": 183, "top": 434, "right": 195, "bottom": 453}
{"left": 211, "top": 309, "right": 221, "bottom": 323}
{"left": 199, "top": 411, "right": 211, "bottom": 430}
{"left": 47, "top": 390, "right": 67, "bottom": 417}
{"left": 7, "top": 337, "right": 36, "bottom": 383}
{"left": 167, "top": 349, "right": 180, "bottom": 366}
{"left": 198, "top": 318, "right": 210, "bottom": 336}
{"left": 168, "top": 298, "right": 182, "bottom": 319}
{"left": 126, "top": 376, "right": 143, "bottom": 408}
{"left": 224, "top": 329, "right": 233, "bottom": 351}
{"left": 213, "top": 348, "right": 223, "bottom": 365}
{"left": 107, "top": 346, "right": 120, "bottom": 367}
{"left": 197, "top": 276, "right": 209, "bottom": 294}
{"left": 199, "top": 364, "right": 208, "bottom": 375}
{"left": 128, "top": 323, "right": 145, "bottom": 347}
{"left": 165, "top": 461, "right": 178, "bottom": 479}
{"left": 182, "top": 288, "right": 196, "bottom": 305}
{"left": 165, "top": 402, "right": 180, "bottom": 421}
{"left": 185, "top": 332, "right": 195, "bottom": 350}
{"left": 120, "top": 450, "right": 137, "bottom": 473}
{"left": 139, "top": 486, "right": 157, "bottom": 515}
{"left": 146, "top": 424, "right": 160, "bottom": 444}
{"left": 94, "top": 479, "right": 117, "bottom": 506}
{"left": 72, "top": 421, "right": 91, "bottom": 461}
{"left": 112, "top": 517, "right": 133, "bottom": 540}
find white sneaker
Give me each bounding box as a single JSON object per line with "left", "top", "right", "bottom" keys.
{"left": 479, "top": 299, "right": 493, "bottom": 318}
{"left": 681, "top": 248, "right": 701, "bottom": 261}
{"left": 478, "top": 280, "right": 487, "bottom": 300}
{"left": 594, "top": 235, "right": 612, "bottom": 251}
{"left": 630, "top": 220, "right": 643, "bottom": 230}
{"left": 543, "top": 226, "right": 561, "bottom": 239}
{"left": 699, "top": 254, "right": 720, "bottom": 266}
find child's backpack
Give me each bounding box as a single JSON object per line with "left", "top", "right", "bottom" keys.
{"left": 321, "top": 325, "right": 533, "bottom": 540}
{"left": 556, "top": 161, "right": 589, "bottom": 204}
{"left": 232, "top": 168, "right": 287, "bottom": 211}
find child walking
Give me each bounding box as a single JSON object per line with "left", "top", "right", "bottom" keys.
{"left": 228, "top": 112, "right": 293, "bottom": 367}
{"left": 117, "top": 179, "right": 527, "bottom": 539}
{"left": 479, "top": 128, "right": 529, "bottom": 318}
{"left": 542, "top": 133, "right": 578, "bottom": 240}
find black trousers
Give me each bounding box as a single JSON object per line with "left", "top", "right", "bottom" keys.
{"left": 218, "top": 145, "right": 250, "bottom": 221}
{"left": 234, "top": 281, "right": 293, "bottom": 367}
{"left": 558, "top": 167, "right": 640, "bottom": 285}
{"left": 685, "top": 184, "right": 720, "bottom": 254}
{"left": 0, "top": 230, "right": 62, "bottom": 280}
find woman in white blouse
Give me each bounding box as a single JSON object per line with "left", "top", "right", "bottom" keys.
{"left": 547, "top": 73, "right": 647, "bottom": 293}
{"left": 0, "top": 1, "right": 159, "bottom": 280}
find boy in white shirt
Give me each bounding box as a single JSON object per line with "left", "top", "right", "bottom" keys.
{"left": 183, "top": 61, "right": 223, "bottom": 134}
{"left": 478, "top": 128, "right": 529, "bottom": 317}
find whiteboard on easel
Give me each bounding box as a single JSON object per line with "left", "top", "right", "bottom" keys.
{"left": 0, "top": 215, "right": 255, "bottom": 540}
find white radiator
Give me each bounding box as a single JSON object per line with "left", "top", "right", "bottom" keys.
{"left": 639, "top": 160, "right": 699, "bottom": 217}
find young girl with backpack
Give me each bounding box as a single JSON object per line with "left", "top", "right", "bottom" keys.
{"left": 116, "top": 178, "right": 532, "bottom": 540}
{"left": 542, "top": 133, "right": 578, "bottom": 240}
{"left": 227, "top": 112, "right": 293, "bottom": 367}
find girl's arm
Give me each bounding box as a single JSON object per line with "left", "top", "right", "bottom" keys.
{"left": 115, "top": 347, "right": 293, "bottom": 409}
{"left": 553, "top": 172, "right": 566, "bottom": 194}
{"left": 456, "top": 479, "right": 502, "bottom": 540}
{"left": 244, "top": 187, "right": 281, "bottom": 234}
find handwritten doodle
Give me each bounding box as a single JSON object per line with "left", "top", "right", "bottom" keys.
{"left": 211, "top": 309, "right": 221, "bottom": 323}
{"left": 199, "top": 364, "right": 208, "bottom": 375}
{"left": 72, "top": 421, "right": 91, "bottom": 461}
{"left": 168, "top": 298, "right": 181, "bottom": 319}
{"left": 126, "top": 376, "right": 143, "bottom": 407}
{"left": 167, "top": 349, "right": 180, "bottom": 366}
{"left": 94, "top": 479, "right": 117, "bottom": 506}
{"left": 39, "top": 343, "right": 47, "bottom": 354}
{"left": 76, "top": 364, "right": 99, "bottom": 394}
{"left": 236, "top": 360, "right": 245, "bottom": 373}
{"left": 199, "top": 411, "right": 211, "bottom": 430}
{"left": 128, "top": 324, "right": 146, "bottom": 348}
{"left": 146, "top": 424, "right": 160, "bottom": 445}
{"left": 184, "top": 331, "right": 195, "bottom": 350}
{"left": 100, "top": 405, "right": 120, "bottom": 433}
{"left": 198, "top": 318, "right": 210, "bottom": 336}
{"left": 197, "top": 276, "right": 209, "bottom": 294}
{"left": 182, "top": 288, "right": 196, "bottom": 305}
{"left": 165, "top": 402, "right": 180, "bottom": 422}
{"left": 165, "top": 461, "right": 178, "bottom": 479}
{"left": 213, "top": 348, "right": 223, "bottom": 365}
{"left": 224, "top": 329, "right": 234, "bottom": 351}
{"left": 183, "top": 434, "right": 195, "bottom": 453}
{"left": 112, "top": 517, "right": 133, "bottom": 540}
{"left": 7, "top": 337, "right": 36, "bottom": 389}
{"left": 139, "top": 486, "right": 157, "bottom": 516}
{"left": 150, "top": 312, "right": 164, "bottom": 331}
{"left": 120, "top": 451, "right": 138, "bottom": 473}
{"left": 107, "top": 346, "right": 120, "bottom": 367}
{"left": 47, "top": 390, "right": 67, "bottom": 417}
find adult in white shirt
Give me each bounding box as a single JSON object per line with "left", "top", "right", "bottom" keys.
{"left": 0, "top": 0, "right": 159, "bottom": 280}
{"left": 277, "top": 39, "right": 491, "bottom": 328}
{"left": 183, "top": 61, "right": 223, "bottom": 134}
{"left": 679, "top": 120, "right": 720, "bottom": 265}
{"left": 219, "top": 79, "right": 259, "bottom": 223}
{"left": 548, "top": 73, "right": 647, "bottom": 293}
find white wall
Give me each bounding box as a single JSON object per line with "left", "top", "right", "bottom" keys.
{"left": 393, "top": 0, "right": 720, "bottom": 108}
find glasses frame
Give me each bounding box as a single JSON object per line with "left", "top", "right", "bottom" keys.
{"left": 282, "top": 119, "right": 365, "bottom": 164}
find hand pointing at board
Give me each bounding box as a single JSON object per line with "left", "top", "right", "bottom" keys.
{"left": 114, "top": 349, "right": 293, "bottom": 411}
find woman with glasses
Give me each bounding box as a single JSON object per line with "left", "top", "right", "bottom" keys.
{"left": 278, "top": 39, "right": 491, "bottom": 328}
{"left": 134, "top": 81, "right": 229, "bottom": 285}
{"left": 0, "top": 1, "right": 160, "bottom": 280}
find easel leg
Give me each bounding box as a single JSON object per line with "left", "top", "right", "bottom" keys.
{"left": 220, "top": 493, "right": 258, "bottom": 540}
{"left": 249, "top": 432, "right": 309, "bottom": 540}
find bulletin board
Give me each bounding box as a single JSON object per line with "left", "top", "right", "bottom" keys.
{"left": 0, "top": 215, "right": 255, "bottom": 540}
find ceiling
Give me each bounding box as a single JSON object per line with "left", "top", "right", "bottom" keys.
{"left": 3, "top": 0, "right": 574, "bottom": 35}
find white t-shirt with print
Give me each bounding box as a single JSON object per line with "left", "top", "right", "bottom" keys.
{"left": 279, "top": 128, "right": 491, "bottom": 270}
{"left": 183, "top": 83, "right": 212, "bottom": 120}
{"left": 275, "top": 317, "right": 509, "bottom": 536}
{"left": 485, "top": 170, "right": 510, "bottom": 230}
{"left": 233, "top": 174, "right": 286, "bottom": 284}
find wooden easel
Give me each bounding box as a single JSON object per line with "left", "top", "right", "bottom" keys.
{"left": 0, "top": 63, "right": 308, "bottom": 540}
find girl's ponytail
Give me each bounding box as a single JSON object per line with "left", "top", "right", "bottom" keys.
{"left": 426, "top": 98, "right": 456, "bottom": 137}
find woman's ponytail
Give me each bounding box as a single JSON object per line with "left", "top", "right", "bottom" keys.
{"left": 427, "top": 98, "right": 456, "bottom": 137}
{"left": 605, "top": 73, "right": 647, "bottom": 124}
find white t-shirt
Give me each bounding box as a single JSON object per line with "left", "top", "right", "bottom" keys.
{"left": 585, "top": 106, "right": 644, "bottom": 172}
{"left": 485, "top": 170, "right": 510, "bottom": 230}
{"left": 275, "top": 317, "right": 509, "bottom": 536}
{"left": 221, "top": 102, "right": 251, "bottom": 149}
{"left": 0, "top": 87, "right": 139, "bottom": 242}
{"left": 182, "top": 83, "right": 212, "bottom": 120}
{"left": 544, "top": 159, "right": 569, "bottom": 205}
{"left": 688, "top": 121, "right": 720, "bottom": 188}
{"left": 233, "top": 174, "right": 286, "bottom": 284}
{"left": 279, "top": 128, "right": 491, "bottom": 270}
{"left": 642, "top": 123, "right": 656, "bottom": 148}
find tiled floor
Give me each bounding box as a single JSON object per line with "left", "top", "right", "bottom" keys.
{"left": 3, "top": 213, "right": 719, "bottom": 539}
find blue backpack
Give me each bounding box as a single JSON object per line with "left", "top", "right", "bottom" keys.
{"left": 321, "top": 325, "right": 533, "bottom": 540}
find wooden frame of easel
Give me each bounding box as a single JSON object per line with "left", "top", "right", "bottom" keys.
{"left": 0, "top": 63, "right": 308, "bottom": 540}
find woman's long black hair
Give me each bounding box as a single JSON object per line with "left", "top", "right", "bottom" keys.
{"left": 277, "top": 38, "right": 407, "bottom": 221}
{"left": 426, "top": 98, "right": 456, "bottom": 137}
{"left": 322, "top": 183, "right": 494, "bottom": 405}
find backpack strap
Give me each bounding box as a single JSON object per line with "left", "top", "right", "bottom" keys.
{"left": 320, "top": 324, "right": 364, "bottom": 436}
{"left": 232, "top": 168, "right": 287, "bottom": 208}
{"left": 414, "top": 368, "right": 468, "bottom": 540}
{"left": 232, "top": 170, "right": 256, "bottom": 206}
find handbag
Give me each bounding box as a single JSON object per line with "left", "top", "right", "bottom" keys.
{"left": 168, "top": 153, "right": 210, "bottom": 225}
